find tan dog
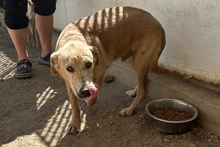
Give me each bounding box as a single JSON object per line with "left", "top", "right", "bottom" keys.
{"left": 0, "top": 5, "right": 5, "bottom": 27}
{"left": 51, "top": 6, "right": 168, "bottom": 134}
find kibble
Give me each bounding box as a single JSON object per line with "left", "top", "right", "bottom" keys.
{"left": 152, "top": 107, "right": 191, "bottom": 121}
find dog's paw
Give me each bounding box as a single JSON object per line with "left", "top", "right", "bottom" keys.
{"left": 119, "top": 107, "right": 134, "bottom": 117}
{"left": 126, "top": 90, "right": 137, "bottom": 97}
{"left": 67, "top": 123, "right": 80, "bottom": 134}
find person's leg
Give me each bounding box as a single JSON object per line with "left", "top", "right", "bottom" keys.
{"left": 33, "top": 0, "right": 56, "bottom": 66}
{"left": 3, "top": 0, "right": 29, "bottom": 61}
{"left": 7, "top": 28, "right": 29, "bottom": 61}
{"left": 3, "top": 0, "right": 33, "bottom": 78}
{"left": 7, "top": 28, "right": 33, "bottom": 78}
{"left": 35, "top": 14, "right": 53, "bottom": 58}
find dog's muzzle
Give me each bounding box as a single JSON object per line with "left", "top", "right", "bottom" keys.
{"left": 79, "top": 86, "right": 99, "bottom": 100}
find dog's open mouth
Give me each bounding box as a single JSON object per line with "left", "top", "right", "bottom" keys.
{"left": 84, "top": 86, "right": 99, "bottom": 100}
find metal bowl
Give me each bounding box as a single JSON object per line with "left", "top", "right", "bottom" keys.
{"left": 145, "top": 99, "right": 198, "bottom": 134}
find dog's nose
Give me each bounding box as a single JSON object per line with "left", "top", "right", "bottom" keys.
{"left": 80, "top": 88, "right": 91, "bottom": 98}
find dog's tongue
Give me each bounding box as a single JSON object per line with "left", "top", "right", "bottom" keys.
{"left": 85, "top": 86, "right": 99, "bottom": 100}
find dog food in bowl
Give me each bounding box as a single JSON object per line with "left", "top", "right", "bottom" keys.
{"left": 145, "top": 99, "right": 198, "bottom": 134}
{"left": 152, "top": 107, "right": 191, "bottom": 121}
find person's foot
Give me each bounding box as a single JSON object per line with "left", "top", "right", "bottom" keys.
{"left": 38, "top": 53, "right": 52, "bottom": 66}
{"left": 14, "top": 59, "right": 33, "bottom": 79}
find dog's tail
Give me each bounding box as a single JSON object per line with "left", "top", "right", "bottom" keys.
{"left": 151, "top": 26, "right": 169, "bottom": 75}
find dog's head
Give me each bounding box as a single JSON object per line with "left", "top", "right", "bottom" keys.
{"left": 50, "top": 41, "right": 99, "bottom": 100}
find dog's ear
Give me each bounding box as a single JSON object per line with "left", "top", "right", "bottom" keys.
{"left": 90, "top": 46, "right": 99, "bottom": 65}
{"left": 50, "top": 52, "right": 59, "bottom": 75}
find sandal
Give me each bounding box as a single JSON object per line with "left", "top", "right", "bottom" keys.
{"left": 15, "top": 59, "right": 33, "bottom": 79}
{"left": 38, "top": 53, "right": 52, "bottom": 66}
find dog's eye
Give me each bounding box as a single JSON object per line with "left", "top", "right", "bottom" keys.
{"left": 86, "top": 62, "right": 92, "bottom": 68}
{"left": 67, "top": 66, "right": 74, "bottom": 72}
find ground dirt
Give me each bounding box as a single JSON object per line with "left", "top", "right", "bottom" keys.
{"left": 0, "top": 26, "right": 220, "bottom": 147}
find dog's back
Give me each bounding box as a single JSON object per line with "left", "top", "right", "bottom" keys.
{"left": 74, "top": 6, "right": 166, "bottom": 72}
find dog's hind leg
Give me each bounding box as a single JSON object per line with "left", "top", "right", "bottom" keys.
{"left": 119, "top": 38, "right": 163, "bottom": 117}
{"left": 126, "top": 85, "right": 137, "bottom": 97}
{"left": 119, "top": 53, "right": 150, "bottom": 116}
{"left": 119, "top": 71, "right": 148, "bottom": 116}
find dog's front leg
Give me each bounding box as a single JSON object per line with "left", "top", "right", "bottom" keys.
{"left": 119, "top": 75, "right": 148, "bottom": 116}
{"left": 65, "top": 81, "right": 81, "bottom": 134}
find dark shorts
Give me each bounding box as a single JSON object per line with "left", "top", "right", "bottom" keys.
{"left": 3, "top": 0, "right": 56, "bottom": 29}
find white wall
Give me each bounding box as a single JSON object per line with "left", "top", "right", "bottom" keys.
{"left": 54, "top": 0, "right": 220, "bottom": 84}
{"left": 54, "top": 0, "right": 116, "bottom": 30}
